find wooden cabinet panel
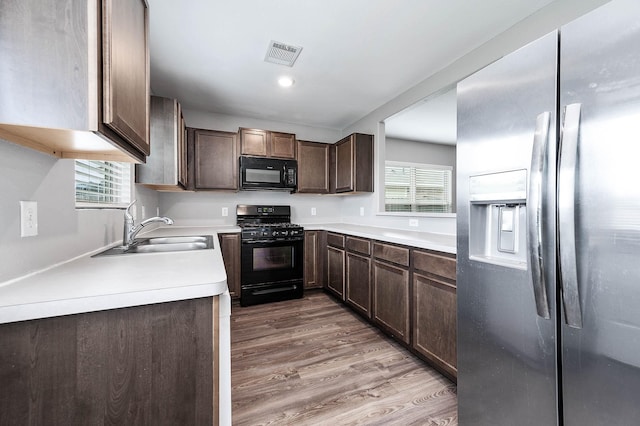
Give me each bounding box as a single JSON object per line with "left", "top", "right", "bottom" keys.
{"left": 412, "top": 249, "right": 456, "bottom": 282}
{"left": 346, "top": 236, "right": 371, "bottom": 256}
{"left": 239, "top": 128, "right": 268, "bottom": 157}
{"left": 0, "top": 298, "right": 215, "bottom": 424}
{"left": 192, "top": 128, "right": 238, "bottom": 190}
{"left": 326, "top": 246, "right": 345, "bottom": 300}
{"left": 0, "top": 0, "right": 150, "bottom": 162}
{"left": 413, "top": 273, "right": 457, "bottom": 378}
{"left": 373, "top": 260, "right": 410, "bottom": 344}
{"left": 136, "top": 96, "right": 186, "bottom": 189}
{"left": 346, "top": 252, "right": 371, "bottom": 318}
{"left": 333, "top": 133, "right": 374, "bottom": 193}
{"left": 373, "top": 242, "right": 410, "bottom": 267}
{"left": 297, "top": 140, "right": 330, "bottom": 193}
{"left": 218, "top": 233, "right": 241, "bottom": 298}
{"left": 304, "top": 231, "right": 324, "bottom": 289}
{"left": 270, "top": 132, "right": 296, "bottom": 159}
{"left": 102, "top": 0, "right": 150, "bottom": 155}
{"left": 335, "top": 136, "right": 354, "bottom": 192}
{"left": 239, "top": 128, "right": 296, "bottom": 159}
{"left": 327, "top": 232, "right": 345, "bottom": 248}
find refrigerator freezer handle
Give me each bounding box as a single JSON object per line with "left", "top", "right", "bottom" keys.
{"left": 528, "top": 111, "right": 551, "bottom": 319}
{"left": 558, "top": 103, "right": 583, "bottom": 329}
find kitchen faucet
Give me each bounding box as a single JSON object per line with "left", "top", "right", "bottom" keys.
{"left": 122, "top": 200, "right": 174, "bottom": 248}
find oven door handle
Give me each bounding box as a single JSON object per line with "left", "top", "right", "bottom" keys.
{"left": 242, "top": 238, "right": 303, "bottom": 244}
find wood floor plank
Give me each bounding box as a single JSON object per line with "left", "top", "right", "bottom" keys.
{"left": 231, "top": 291, "right": 457, "bottom": 425}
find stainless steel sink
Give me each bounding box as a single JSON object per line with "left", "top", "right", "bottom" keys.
{"left": 145, "top": 236, "right": 209, "bottom": 244}
{"left": 94, "top": 235, "right": 214, "bottom": 256}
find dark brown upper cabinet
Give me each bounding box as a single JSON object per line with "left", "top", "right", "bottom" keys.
{"left": 239, "top": 128, "right": 296, "bottom": 159}
{"left": 332, "top": 133, "right": 374, "bottom": 193}
{"left": 297, "top": 140, "right": 330, "bottom": 193}
{"left": 136, "top": 96, "right": 186, "bottom": 190}
{"left": 189, "top": 128, "right": 239, "bottom": 191}
{"left": 0, "top": 0, "right": 150, "bottom": 162}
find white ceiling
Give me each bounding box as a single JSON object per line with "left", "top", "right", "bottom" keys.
{"left": 148, "top": 0, "right": 555, "bottom": 132}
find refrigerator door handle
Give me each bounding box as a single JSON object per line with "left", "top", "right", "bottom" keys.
{"left": 528, "top": 111, "right": 551, "bottom": 319}
{"left": 558, "top": 103, "right": 583, "bottom": 329}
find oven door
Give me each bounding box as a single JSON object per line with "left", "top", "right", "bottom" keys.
{"left": 240, "top": 238, "right": 303, "bottom": 286}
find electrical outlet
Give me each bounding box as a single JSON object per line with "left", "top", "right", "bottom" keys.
{"left": 409, "top": 219, "right": 419, "bottom": 227}
{"left": 222, "top": 207, "right": 228, "bottom": 217}
{"left": 311, "top": 207, "right": 316, "bottom": 216}
{"left": 20, "top": 201, "right": 38, "bottom": 237}
{"left": 359, "top": 207, "right": 365, "bottom": 216}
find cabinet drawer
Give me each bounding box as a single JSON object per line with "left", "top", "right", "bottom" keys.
{"left": 373, "top": 242, "right": 409, "bottom": 267}
{"left": 346, "top": 236, "right": 371, "bottom": 255}
{"left": 327, "top": 232, "right": 345, "bottom": 248}
{"left": 412, "top": 250, "right": 456, "bottom": 283}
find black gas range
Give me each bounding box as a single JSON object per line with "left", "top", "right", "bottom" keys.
{"left": 236, "top": 205, "right": 304, "bottom": 306}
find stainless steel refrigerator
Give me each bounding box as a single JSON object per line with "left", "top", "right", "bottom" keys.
{"left": 457, "top": 0, "right": 640, "bottom": 424}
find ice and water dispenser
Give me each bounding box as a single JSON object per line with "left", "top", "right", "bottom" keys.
{"left": 468, "top": 169, "right": 528, "bottom": 269}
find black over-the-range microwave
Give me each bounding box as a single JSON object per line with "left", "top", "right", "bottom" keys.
{"left": 239, "top": 155, "right": 297, "bottom": 191}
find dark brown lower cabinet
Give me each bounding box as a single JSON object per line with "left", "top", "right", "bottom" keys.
{"left": 412, "top": 272, "right": 457, "bottom": 379}
{"left": 218, "top": 232, "right": 241, "bottom": 298}
{"left": 0, "top": 298, "right": 217, "bottom": 425}
{"left": 345, "top": 252, "right": 371, "bottom": 318}
{"left": 373, "top": 260, "right": 410, "bottom": 344}
{"left": 304, "top": 230, "right": 325, "bottom": 289}
{"left": 326, "top": 246, "right": 345, "bottom": 299}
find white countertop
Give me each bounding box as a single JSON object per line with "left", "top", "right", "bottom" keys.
{"left": 0, "top": 222, "right": 454, "bottom": 325}
{"left": 302, "top": 223, "right": 456, "bottom": 254}
{"left": 0, "top": 226, "right": 229, "bottom": 324}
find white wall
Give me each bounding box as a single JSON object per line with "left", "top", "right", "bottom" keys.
{"left": 0, "top": 139, "right": 159, "bottom": 283}
{"left": 183, "top": 109, "right": 342, "bottom": 143}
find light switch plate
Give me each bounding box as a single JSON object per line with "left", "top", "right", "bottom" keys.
{"left": 311, "top": 207, "right": 316, "bottom": 216}
{"left": 409, "top": 219, "right": 419, "bottom": 227}
{"left": 20, "top": 201, "right": 38, "bottom": 237}
{"left": 222, "top": 207, "right": 228, "bottom": 217}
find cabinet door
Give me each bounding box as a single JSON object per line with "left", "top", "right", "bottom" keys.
{"left": 334, "top": 136, "right": 354, "bottom": 192}
{"left": 270, "top": 132, "right": 296, "bottom": 159}
{"left": 413, "top": 272, "right": 457, "bottom": 378}
{"left": 193, "top": 129, "right": 238, "bottom": 190}
{"left": 327, "top": 246, "right": 345, "bottom": 299}
{"left": 346, "top": 252, "right": 371, "bottom": 318}
{"left": 373, "top": 260, "right": 410, "bottom": 344}
{"left": 218, "top": 233, "right": 241, "bottom": 298}
{"left": 240, "top": 128, "right": 268, "bottom": 156}
{"left": 178, "top": 104, "right": 187, "bottom": 187}
{"left": 304, "top": 231, "right": 322, "bottom": 289}
{"left": 297, "top": 141, "right": 330, "bottom": 193}
{"left": 102, "top": 0, "right": 150, "bottom": 155}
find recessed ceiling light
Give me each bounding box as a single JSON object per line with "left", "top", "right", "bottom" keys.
{"left": 278, "top": 76, "right": 295, "bottom": 88}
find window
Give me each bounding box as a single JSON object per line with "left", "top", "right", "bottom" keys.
{"left": 75, "top": 160, "right": 132, "bottom": 208}
{"left": 384, "top": 161, "right": 452, "bottom": 213}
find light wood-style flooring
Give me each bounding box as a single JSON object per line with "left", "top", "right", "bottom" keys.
{"left": 231, "top": 291, "right": 457, "bottom": 425}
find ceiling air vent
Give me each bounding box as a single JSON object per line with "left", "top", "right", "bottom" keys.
{"left": 264, "top": 40, "right": 303, "bottom": 67}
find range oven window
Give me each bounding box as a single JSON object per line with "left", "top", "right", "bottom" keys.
{"left": 246, "top": 168, "right": 281, "bottom": 184}
{"left": 252, "top": 246, "right": 294, "bottom": 271}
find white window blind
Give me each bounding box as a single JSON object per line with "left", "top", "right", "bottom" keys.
{"left": 384, "top": 161, "right": 452, "bottom": 213}
{"left": 75, "top": 160, "right": 132, "bottom": 208}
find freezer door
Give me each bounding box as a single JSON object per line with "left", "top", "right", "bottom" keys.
{"left": 457, "top": 32, "right": 558, "bottom": 425}
{"left": 559, "top": 0, "right": 640, "bottom": 424}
